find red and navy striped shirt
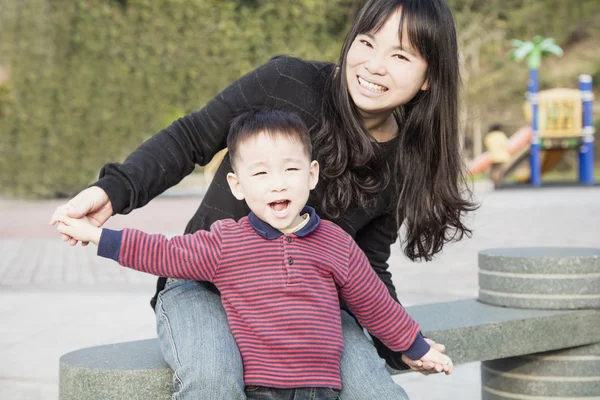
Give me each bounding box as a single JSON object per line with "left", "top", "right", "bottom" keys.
{"left": 98, "top": 207, "right": 429, "bottom": 389}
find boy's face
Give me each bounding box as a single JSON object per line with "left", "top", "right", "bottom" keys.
{"left": 226, "top": 131, "right": 319, "bottom": 230}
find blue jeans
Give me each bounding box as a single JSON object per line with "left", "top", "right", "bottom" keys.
{"left": 155, "top": 279, "right": 409, "bottom": 400}
{"left": 245, "top": 386, "right": 340, "bottom": 400}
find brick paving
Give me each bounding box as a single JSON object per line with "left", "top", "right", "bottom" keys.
{"left": 1, "top": 181, "right": 599, "bottom": 399}
{"left": 0, "top": 191, "right": 204, "bottom": 290}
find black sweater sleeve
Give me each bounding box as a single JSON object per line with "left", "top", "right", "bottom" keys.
{"left": 353, "top": 211, "right": 399, "bottom": 302}
{"left": 354, "top": 211, "right": 412, "bottom": 370}
{"left": 94, "top": 57, "right": 288, "bottom": 215}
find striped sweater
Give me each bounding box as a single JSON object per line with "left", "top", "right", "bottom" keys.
{"left": 98, "top": 207, "right": 428, "bottom": 389}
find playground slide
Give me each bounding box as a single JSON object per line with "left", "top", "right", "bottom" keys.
{"left": 467, "top": 126, "right": 565, "bottom": 182}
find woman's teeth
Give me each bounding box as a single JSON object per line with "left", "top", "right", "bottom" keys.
{"left": 358, "top": 76, "right": 387, "bottom": 93}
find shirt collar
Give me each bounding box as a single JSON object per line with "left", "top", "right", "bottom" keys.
{"left": 248, "top": 206, "right": 321, "bottom": 239}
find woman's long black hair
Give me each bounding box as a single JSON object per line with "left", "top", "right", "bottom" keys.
{"left": 312, "top": 0, "right": 476, "bottom": 261}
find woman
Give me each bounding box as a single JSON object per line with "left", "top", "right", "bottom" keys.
{"left": 53, "top": 0, "right": 474, "bottom": 398}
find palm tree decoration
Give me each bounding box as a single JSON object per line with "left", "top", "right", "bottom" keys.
{"left": 510, "top": 36, "right": 563, "bottom": 70}
{"left": 509, "top": 36, "right": 563, "bottom": 186}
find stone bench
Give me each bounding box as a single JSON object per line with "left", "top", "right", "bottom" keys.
{"left": 59, "top": 248, "right": 600, "bottom": 399}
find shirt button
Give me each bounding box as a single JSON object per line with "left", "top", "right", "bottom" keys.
{"left": 288, "top": 257, "right": 294, "bottom": 265}
{"left": 286, "top": 236, "right": 292, "bottom": 243}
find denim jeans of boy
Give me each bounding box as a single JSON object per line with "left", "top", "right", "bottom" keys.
{"left": 245, "top": 386, "right": 340, "bottom": 400}
{"left": 156, "top": 279, "right": 410, "bottom": 400}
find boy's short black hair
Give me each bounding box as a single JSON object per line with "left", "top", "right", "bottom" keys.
{"left": 227, "top": 108, "right": 312, "bottom": 169}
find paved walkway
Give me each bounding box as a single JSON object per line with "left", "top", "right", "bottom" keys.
{"left": 1, "top": 181, "right": 599, "bottom": 400}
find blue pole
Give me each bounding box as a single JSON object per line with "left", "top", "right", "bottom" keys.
{"left": 529, "top": 69, "right": 541, "bottom": 186}
{"left": 579, "top": 74, "right": 594, "bottom": 185}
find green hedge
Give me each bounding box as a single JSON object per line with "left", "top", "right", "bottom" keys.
{"left": 2, "top": 0, "right": 598, "bottom": 197}
{"left": 0, "top": 0, "right": 355, "bottom": 198}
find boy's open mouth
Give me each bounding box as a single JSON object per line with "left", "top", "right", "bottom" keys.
{"left": 269, "top": 200, "right": 290, "bottom": 213}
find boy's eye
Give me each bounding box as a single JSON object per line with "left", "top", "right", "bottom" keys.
{"left": 252, "top": 171, "right": 266, "bottom": 176}
{"left": 286, "top": 168, "right": 299, "bottom": 172}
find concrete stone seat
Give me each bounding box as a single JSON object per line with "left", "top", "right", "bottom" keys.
{"left": 59, "top": 248, "right": 600, "bottom": 399}
{"left": 59, "top": 298, "right": 600, "bottom": 400}
{"left": 60, "top": 339, "right": 172, "bottom": 399}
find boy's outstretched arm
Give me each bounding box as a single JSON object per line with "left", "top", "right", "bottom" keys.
{"left": 338, "top": 238, "right": 453, "bottom": 374}
{"left": 52, "top": 211, "right": 225, "bottom": 282}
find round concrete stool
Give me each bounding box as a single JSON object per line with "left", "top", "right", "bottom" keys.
{"left": 479, "top": 248, "right": 600, "bottom": 399}
{"left": 478, "top": 247, "right": 600, "bottom": 309}
{"left": 482, "top": 343, "right": 600, "bottom": 399}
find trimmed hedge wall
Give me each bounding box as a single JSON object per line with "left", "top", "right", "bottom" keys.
{"left": 0, "top": 0, "right": 356, "bottom": 197}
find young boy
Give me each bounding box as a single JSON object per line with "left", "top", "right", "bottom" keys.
{"left": 51, "top": 109, "right": 452, "bottom": 398}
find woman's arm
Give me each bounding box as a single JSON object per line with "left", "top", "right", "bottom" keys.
{"left": 95, "top": 57, "right": 287, "bottom": 215}
{"left": 353, "top": 212, "right": 400, "bottom": 301}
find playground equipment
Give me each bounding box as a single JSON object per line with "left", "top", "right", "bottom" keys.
{"left": 469, "top": 75, "right": 595, "bottom": 187}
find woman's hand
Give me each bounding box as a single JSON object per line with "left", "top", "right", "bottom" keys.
{"left": 402, "top": 338, "right": 451, "bottom": 375}
{"left": 49, "top": 186, "right": 113, "bottom": 246}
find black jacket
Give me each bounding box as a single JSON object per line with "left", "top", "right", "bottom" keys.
{"left": 95, "top": 55, "right": 409, "bottom": 369}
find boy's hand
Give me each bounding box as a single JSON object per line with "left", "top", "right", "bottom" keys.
{"left": 418, "top": 347, "right": 453, "bottom": 375}
{"left": 51, "top": 208, "right": 102, "bottom": 246}
{"left": 49, "top": 186, "right": 113, "bottom": 247}
{"left": 403, "top": 338, "right": 448, "bottom": 375}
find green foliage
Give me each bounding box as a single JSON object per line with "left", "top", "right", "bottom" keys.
{"left": 1, "top": 0, "right": 599, "bottom": 197}
{"left": 0, "top": 0, "right": 352, "bottom": 198}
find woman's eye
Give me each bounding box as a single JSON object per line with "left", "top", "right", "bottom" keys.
{"left": 360, "top": 40, "right": 373, "bottom": 48}
{"left": 394, "top": 54, "right": 409, "bottom": 61}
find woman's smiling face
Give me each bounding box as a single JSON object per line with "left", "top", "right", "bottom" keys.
{"left": 345, "top": 8, "right": 428, "bottom": 118}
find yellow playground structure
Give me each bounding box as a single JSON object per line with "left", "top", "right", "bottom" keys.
{"left": 469, "top": 77, "right": 595, "bottom": 187}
